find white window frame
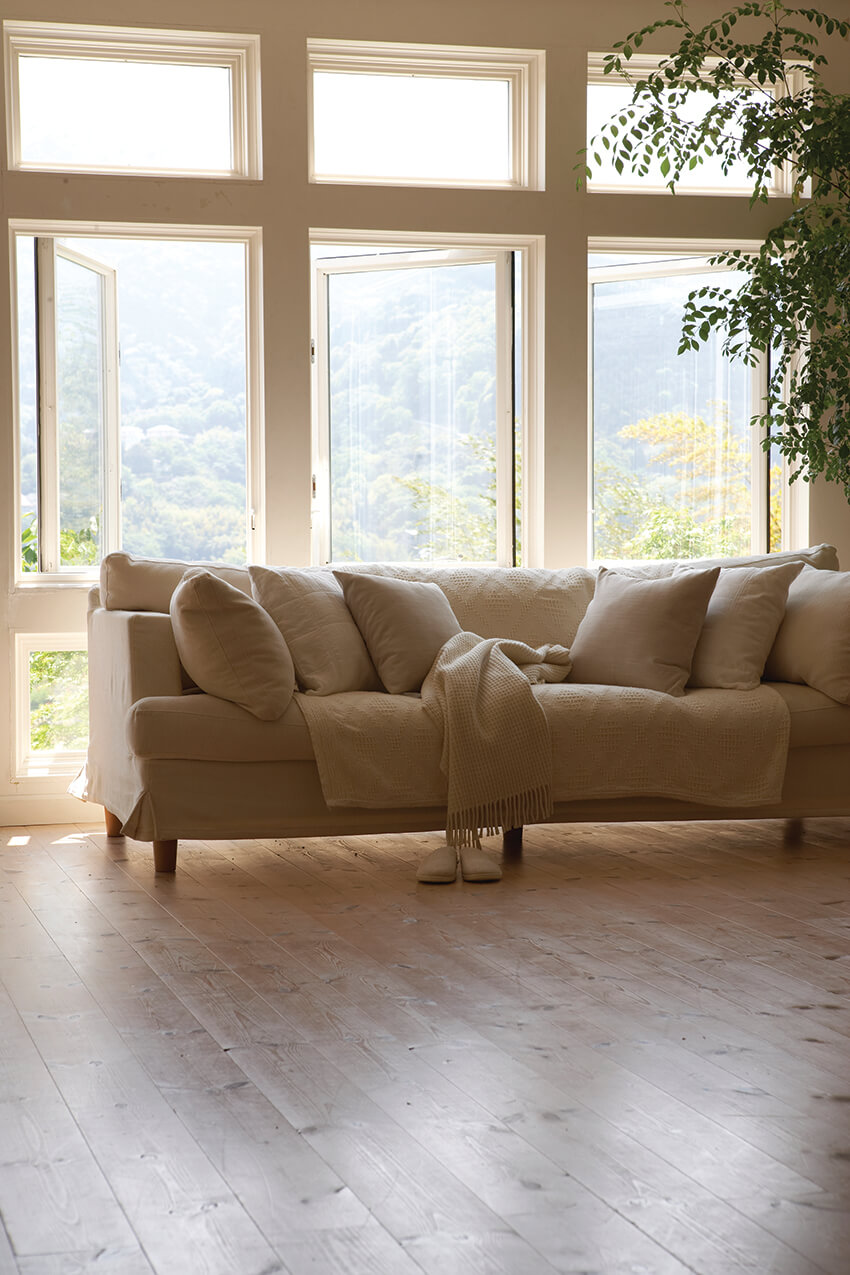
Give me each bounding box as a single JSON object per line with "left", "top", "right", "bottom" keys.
{"left": 587, "top": 239, "right": 777, "bottom": 562}
{"left": 14, "top": 632, "right": 88, "bottom": 779}
{"left": 3, "top": 20, "right": 262, "bottom": 179}
{"left": 11, "top": 219, "right": 265, "bottom": 584}
{"left": 35, "top": 239, "right": 120, "bottom": 574}
{"left": 307, "top": 39, "right": 545, "bottom": 190}
{"left": 586, "top": 53, "right": 807, "bottom": 197}
{"left": 310, "top": 229, "right": 544, "bottom": 567}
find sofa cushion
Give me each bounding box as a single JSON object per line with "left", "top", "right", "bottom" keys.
{"left": 170, "top": 569, "right": 295, "bottom": 720}
{"left": 766, "top": 682, "right": 850, "bottom": 749}
{"left": 128, "top": 694, "right": 315, "bottom": 761}
{"left": 612, "top": 543, "right": 839, "bottom": 579}
{"left": 125, "top": 682, "right": 850, "bottom": 764}
{"left": 329, "top": 563, "right": 597, "bottom": 647}
{"left": 249, "top": 565, "right": 382, "bottom": 695}
{"left": 675, "top": 560, "right": 803, "bottom": 690}
{"left": 101, "top": 551, "right": 250, "bottom": 611}
{"left": 568, "top": 566, "right": 720, "bottom": 696}
{"left": 335, "top": 571, "right": 461, "bottom": 693}
{"left": 765, "top": 565, "right": 850, "bottom": 703}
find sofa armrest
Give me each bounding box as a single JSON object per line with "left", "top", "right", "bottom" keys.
{"left": 85, "top": 608, "right": 183, "bottom": 818}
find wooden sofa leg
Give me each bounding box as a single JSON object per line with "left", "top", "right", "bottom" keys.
{"left": 104, "top": 809, "right": 124, "bottom": 838}
{"left": 783, "top": 817, "right": 804, "bottom": 847}
{"left": 153, "top": 839, "right": 178, "bottom": 873}
{"left": 503, "top": 826, "right": 523, "bottom": 853}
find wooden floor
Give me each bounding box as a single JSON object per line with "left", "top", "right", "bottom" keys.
{"left": 1, "top": 820, "right": 849, "bottom": 1275}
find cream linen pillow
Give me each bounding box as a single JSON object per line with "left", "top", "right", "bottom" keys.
{"left": 675, "top": 560, "right": 803, "bottom": 690}
{"left": 765, "top": 565, "right": 850, "bottom": 703}
{"left": 249, "top": 565, "right": 381, "bottom": 695}
{"left": 568, "top": 565, "right": 720, "bottom": 696}
{"left": 170, "top": 569, "right": 295, "bottom": 720}
{"left": 335, "top": 571, "right": 462, "bottom": 694}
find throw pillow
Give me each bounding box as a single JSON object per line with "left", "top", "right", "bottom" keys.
{"left": 765, "top": 565, "right": 850, "bottom": 703}
{"left": 249, "top": 565, "right": 382, "bottom": 695}
{"left": 675, "top": 560, "right": 803, "bottom": 690}
{"left": 335, "top": 571, "right": 462, "bottom": 694}
{"left": 568, "top": 565, "right": 720, "bottom": 696}
{"left": 170, "top": 568, "right": 295, "bottom": 720}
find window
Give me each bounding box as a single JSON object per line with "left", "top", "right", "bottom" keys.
{"left": 311, "top": 235, "right": 541, "bottom": 567}
{"left": 586, "top": 54, "right": 801, "bottom": 196}
{"left": 4, "top": 21, "right": 261, "bottom": 177}
{"left": 589, "top": 249, "right": 777, "bottom": 561}
{"left": 308, "top": 40, "right": 544, "bottom": 189}
{"left": 15, "top": 635, "right": 88, "bottom": 778}
{"left": 15, "top": 226, "right": 259, "bottom": 577}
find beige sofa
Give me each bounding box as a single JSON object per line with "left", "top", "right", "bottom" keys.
{"left": 79, "top": 546, "right": 850, "bottom": 872}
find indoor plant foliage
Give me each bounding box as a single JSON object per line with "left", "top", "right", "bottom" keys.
{"left": 582, "top": 1, "right": 850, "bottom": 496}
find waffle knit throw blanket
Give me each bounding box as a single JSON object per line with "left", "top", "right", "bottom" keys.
{"left": 297, "top": 638, "right": 791, "bottom": 842}
{"left": 420, "top": 632, "right": 571, "bottom": 846}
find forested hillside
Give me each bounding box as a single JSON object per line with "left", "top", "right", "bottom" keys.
{"left": 18, "top": 242, "right": 766, "bottom": 572}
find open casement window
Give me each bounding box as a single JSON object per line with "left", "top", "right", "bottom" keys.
{"left": 589, "top": 251, "right": 777, "bottom": 562}
{"left": 35, "top": 238, "right": 119, "bottom": 574}
{"left": 17, "top": 228, "right": 256, "bottom": 578}
{"left": 586, "top": 54, "right": 805, "bottom": 196}
{"left": 313, "top": 248, "right": 518, "bottom": 566}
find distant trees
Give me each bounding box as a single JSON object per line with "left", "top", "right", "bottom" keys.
{"left": 595, "top": 405, "right": 780, "bottom": 559}
{"left": 28, "top": 650, "right": 88, "bottom": 752}
{"left": 328, "top": 262, "right": 500, "bottom": 562}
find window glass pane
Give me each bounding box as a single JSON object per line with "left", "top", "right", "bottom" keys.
{"left": 313, "top": 71, "right": 511, "bottom": 182}
{"left": 17, "top": 238, "right": 38, "bottom": 572}
{"left": 29, "top": 649, "right": 88, "bottom": 753}
{"left": 592, "top": 264, "right": 753, "bottom": 560}
{"left": 18, "top": 56, "right": 232, "bottom": 172}
{"left": 328, "top": 261, "right": 499, "bottom": 561}
{"left": 62, "top": 237, "right": 248, "bottom": 564}
{"left": 56, "top": 252, "right": 105, "bottom": 567}
{"left": 769, "top": 436, "right": 784, "bottom": 553}
{"left": 587, "top": 83, "right": 753, "bottom": 189}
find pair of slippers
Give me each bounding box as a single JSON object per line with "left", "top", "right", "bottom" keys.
{"left": 416, "top": 844, "right": 502, "bottom": 883}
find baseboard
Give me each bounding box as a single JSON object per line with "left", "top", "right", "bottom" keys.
{"left": 0, "top": 792, "right": 98, "bottom": 828}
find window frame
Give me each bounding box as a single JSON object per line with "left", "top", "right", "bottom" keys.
{"left": 35, "top": 238, "right": 120, "bottom": 575}
{"left": 310, "top": 229, "right": 544, "bottom": 567}
{"left": 3, "top": 19, "right": 262, "bottom": 179}
{"left": 307, "top": 39, "right": 545, "bottom": 191}
{"left": 13, "top": 631, "right": 88, "bottom": 779}
{"left": 587, "top": 240, "right": 775, "bottom": 562}
{"left": 586, "top": 52, "right": 807, "bottom": 198}
{"left": 10, "top": 219, "right": 266, "bottom": 585}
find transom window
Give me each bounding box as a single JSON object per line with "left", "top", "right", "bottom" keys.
{"left": 586, "top": 53, "right": 800, "bottom": 196}
{"left": 308, "top": 40, "right": 544, "bottom": 189}
{"left": 3, "top": 21, "right": 261, "bottom": 177}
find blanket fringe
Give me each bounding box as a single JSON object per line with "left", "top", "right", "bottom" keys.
{"left": 446, "top": 783, "right": 552, "bottom": 849}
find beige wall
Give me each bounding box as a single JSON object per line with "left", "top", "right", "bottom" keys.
{"left": 2, "top": 0, "right": 850, "bottom": 823}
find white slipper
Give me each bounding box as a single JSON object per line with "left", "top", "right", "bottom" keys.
{"left": 459, "top": 846, "right": 502, "bottom": 882}
{"left": 416, "top": 844, "right": 458, "bottom": 883}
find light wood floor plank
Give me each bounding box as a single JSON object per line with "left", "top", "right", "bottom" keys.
{"left": 2, "top": 819, "right": 849, "bottom": 1274}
